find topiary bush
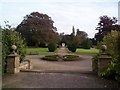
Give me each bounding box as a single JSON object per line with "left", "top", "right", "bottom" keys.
{"left": 2, "top": 23, "right": 26, "bottom": 73}
{"left": 48, "top": 42, "right": 57, "bottom": 52}
{"left": 67, "top": 42, "right": 77, "bottom": 52}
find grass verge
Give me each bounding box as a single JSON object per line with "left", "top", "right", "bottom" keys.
{"left": 75, "top": 48, "right": 99, "bottom": 56}
{"left": 26, "top": 48, "right": 56, "bottom": 55}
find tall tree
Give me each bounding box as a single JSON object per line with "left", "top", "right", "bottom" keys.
{"left": 16, "top": 12, "right": 59, "bottom": 47}
{"left": 60, "top": 26, "right": 88, "bottom": 47}
{"left": 71, "top": 26, "right": 75, "bottom": 36}
{"left": 94, "top": 15, "right": 118, "bottom": 42}
{"left": 75, "top": 29, "right": 88, "bottom": 46}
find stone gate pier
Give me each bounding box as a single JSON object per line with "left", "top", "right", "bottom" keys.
{"left": 6, "top": 45, "right": 32, "bottom": 74}
{"left": 98, "top": 45, "right": 112, "bottom": 75}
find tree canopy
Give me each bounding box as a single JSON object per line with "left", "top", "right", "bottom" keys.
{"left": 94, "top": 15, "right": 120, "bottom": 42}
{"left": 16, "top": 12, "right": 59, "bottom": 47}
{"left": 60, "top": 26, "right": 88, "bottom": 48}
{"left": 75, "top": 29, "right": 88, "bottom": 46}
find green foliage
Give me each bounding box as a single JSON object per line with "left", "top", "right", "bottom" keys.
{"left": 95, "top": 15, "right": 118, "bottom": 42}
{"left": 60, "top": 27, "right": 88, "bottom": 48}
{"left": 26, "top": 48, "right": 55, "bottom": 55}
{"left": 76, "top": 48, "right": 99, "bottom": 56}
{"left": 102, "top": 30, "right": 119, "bottom": 59}
{"left": 48, "top": 42, "right": 57, "bottom": 52}
{"left": 39, "top": 41, "right": 46, "bottom": 47}
{"left": 16, "top": 12, "right": 59, "bottom": 47}
{"left": 99, "top": 61, "right": 117, "bottom": 79}
{"left": 99, "top": 30, "right": 120, "bottom": 82}
{"left": 82, "top": 38, "right": 92, "bottom": 49}
{"left": 2, "top": 23, "right": 26, "bottom": 73}
{"left": 68, "top": 42, "right": 77, "bottom": 52}
{"left": 75, "top": 29, "right": 88, "bottom": 47}
{"left": 42, "top": 55, "right": 59, "bottom": 61}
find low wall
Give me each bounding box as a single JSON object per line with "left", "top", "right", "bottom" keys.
{"left": 19, "top": 60, "right": 32, "bottom": 70}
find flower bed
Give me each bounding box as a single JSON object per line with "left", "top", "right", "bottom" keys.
{"left": 63, "top": 55, "right": 79, "bottom": 61}
{"left": 42, "top": 55, "right": 59, "bottom": 61}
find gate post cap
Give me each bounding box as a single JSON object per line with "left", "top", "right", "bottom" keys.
{"left": 11, "top": 45, "right": 17, "bottom": 50}
{"left": 101, "top": 45, "right": 107, "bottom": 53}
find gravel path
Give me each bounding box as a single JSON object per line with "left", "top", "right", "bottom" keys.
{"left": 24, "top": 47, "right": 93, "bottom": 72}
{"left": 24, "top": 55, "right": 93, "bottom": 73}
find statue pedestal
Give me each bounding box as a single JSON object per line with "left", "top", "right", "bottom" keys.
{"left": 6, "top": 54, "right": 20, "bottom": 74}
{"left": 98, "top": 54, "right": 112, "bottom": 75}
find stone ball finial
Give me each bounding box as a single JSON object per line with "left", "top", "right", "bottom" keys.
{"left": 11, "top": 45, "right": 17, "bottom": 54}
{"left": 101, "top": 45, "right": 107, "bottom": 53}
{"left": 11, "top": 45, "right": 17, "bottom": 50}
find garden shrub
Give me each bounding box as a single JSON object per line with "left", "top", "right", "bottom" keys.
{"left": 82, "top": 38, "right": 92, "bottom": 49}
{"left": 39, "top": 41, "right": 46, "bottom": 48}
{"left": 99, "top": 30, "right": 120, "bottom": 82}
{"left": 2, "top": 24, "right": 26, "bottom": 73}
{"left": 48, "top": 42, "right": 57, "bottom": 52}
{"left": 102, "top": 30, "right": 119, "bottom": 58}
{"left": 68, "top": 42, "right": 77, "bottom": 52}
{"left": 42, "top": 55, "right": 59, "bottom": 61}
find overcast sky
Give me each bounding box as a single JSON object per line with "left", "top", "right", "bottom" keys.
{"left": 0, "top": 0, "right": 119, "bottom": 38}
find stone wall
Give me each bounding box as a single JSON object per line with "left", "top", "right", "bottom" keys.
{"left": 6, "top": 54, "right": 32, "bottom": 74}
{"left": 19, "top": 60, "right": 32, "bottom": 70}
{"left": 98, "top": 54, "right": 111, "bottom": 75}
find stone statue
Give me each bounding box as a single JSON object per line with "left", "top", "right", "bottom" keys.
{"left": 62, "top": 43, "right": 65, "bottom": 47}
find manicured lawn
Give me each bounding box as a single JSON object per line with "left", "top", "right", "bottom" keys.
{"left": 26, "top": 48, "right": 56, "bottom": 55}
{"left": 76, "top": 48, "right": 99, "bottom": 56}
{"left": 26, "top": 47, "right": 99, "bottom": 56}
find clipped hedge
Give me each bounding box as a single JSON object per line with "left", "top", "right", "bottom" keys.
{"left": 68, "top": 43, "right": 77, "bottom": 52}
{"left": 48, "top": 42, "right": 57, "bottom": 52}
{"left": 42, "top": 55, "right": 59, "bottom": 61}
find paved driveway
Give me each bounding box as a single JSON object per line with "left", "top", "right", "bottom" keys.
{"left": 3, "top": 72, "right": 119, "bottom": 88}
{"left": 2, "top": 55, "right": 120, "bottom": 89}
{"left": 25, "top": 55, "right": 93, "bottom": 73}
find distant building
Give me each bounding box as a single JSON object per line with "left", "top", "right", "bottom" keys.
{"left": 118, "top": 1, "right": 120, "bottom": 25}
